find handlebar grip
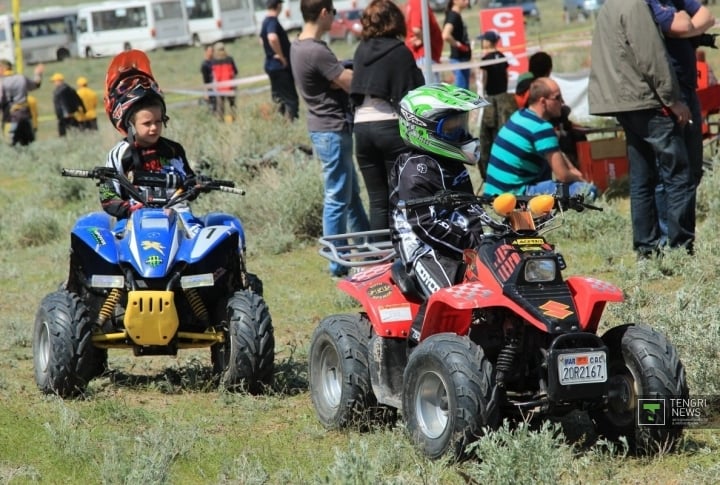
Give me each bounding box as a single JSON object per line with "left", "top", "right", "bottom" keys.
{"left": 61, "top": 168, "right": 91, "bottom": 178}
{"left": 217, "top": 186, "right": 245, "bottom": 195}
{"left": 213, "top": 179, "right": 236, "bottom": 188}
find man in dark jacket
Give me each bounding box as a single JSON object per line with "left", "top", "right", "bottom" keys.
{"left": 51, "top": 72, "right": 84, "bottom": 136}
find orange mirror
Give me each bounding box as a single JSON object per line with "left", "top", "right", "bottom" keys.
{"left": 529, "top": 194, "right": 555, "bottom": 217}
{"left": 493, "top": 193, "right": 517, "bottom": 217}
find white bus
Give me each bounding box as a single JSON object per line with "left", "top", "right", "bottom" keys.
{"left": 0, "top": 7, "right": 79, "bottom": 66}
{"left": 77, "top": 0, "right": 191, "bottom": 58}
{"left": 253, "top": 0, "right": 303, "bottom": 33}
{"left": 185, "top": 0, "right": 255, "bottom": 46}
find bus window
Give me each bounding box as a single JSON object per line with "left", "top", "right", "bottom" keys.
{"left": 186, "top": 0, "right": 212, "bottom": 19}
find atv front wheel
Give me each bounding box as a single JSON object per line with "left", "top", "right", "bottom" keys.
{"left": 590, "top": 324, "right": 688, "bottom": 454}
{"left": 212, "top": 290, "right": 274, "bottom": 394}
{"left": 309, "top": 314, "right": 375, "bottom": 429}
{"left": 33, "top": 290, "right": 107, "bottom": 397}
{"left": 403, "top": 333, "right": 498, "bottom": 460}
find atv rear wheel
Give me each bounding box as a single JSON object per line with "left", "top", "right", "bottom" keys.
{"left": 33, "top": 290, "right": 107, "bottom": 397}
{"left": 212, "top": 290, "right": 275, "bottom": 394}
{"left": 590, "top": 324, "right": 688, "bottom": 454}
{"left": 403, "top": 333, "right": 498, "bottom": 460}
{"left": 309, "top": 314, "right": 376, "bottom": 429}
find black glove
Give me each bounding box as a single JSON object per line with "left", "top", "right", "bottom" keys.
{"left": 341, "top": 59, "right": 353, "bottom": 70}
{"left": 691, "top": 33, "right": 718, "bottom": 49}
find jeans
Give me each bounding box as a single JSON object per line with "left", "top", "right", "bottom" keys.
{"left": 450, "top": 58, "right": 470, "bottom": 90}
{"left": 310, "top": 130, "right": 370, "bottom": 276}
{"left": 525, "top": 180, "right": 598, "bottom": 200}
{"left": 354, "top": 119, "right": 408, "bottom": 232}
{"left": 616, "top": 109, "right": 695, "bottom": 254}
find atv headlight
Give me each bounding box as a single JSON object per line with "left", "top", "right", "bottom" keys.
{"left": 524, "top": 259, "right": 556, "bottom": 283}
{"left": 91, "top": 274, "right": 124, "bottom": 288}
{"left": 181, "top": 273, "right": 214, "bottom": 289}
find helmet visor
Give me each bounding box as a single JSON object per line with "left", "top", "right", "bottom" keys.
{"left": 436, "top": 112, "right": 470, "bottom": 142}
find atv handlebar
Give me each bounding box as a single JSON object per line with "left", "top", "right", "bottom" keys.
{"left": 61, "top": 166, "right": 245, "bottom": 207}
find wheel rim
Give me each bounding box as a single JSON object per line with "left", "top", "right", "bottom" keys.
{"left": 318, "top": 342, "right": 342, "bottom": 409}
{"left": 415, "top": 370, "right": 450, "bottom": 439}
{"left": 605, "top": 369, "right": 639, "bottom": 427}
{"left": 37, "top": 321, "right": 50, "bottom": 373}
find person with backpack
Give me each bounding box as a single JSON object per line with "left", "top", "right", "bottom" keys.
{"left": 210, "top": 42, "right": 239, "bottom": 122}
{"left": 50, "top": 72, "right": 84, "bottom": 136}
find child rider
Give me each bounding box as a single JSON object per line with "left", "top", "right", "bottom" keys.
{"left": 390, "top": 83, "right": 504, "bottom": 343}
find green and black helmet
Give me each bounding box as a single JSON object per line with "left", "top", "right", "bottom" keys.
{"left": 399, "top": 83, "right": 489, "bottom": 164}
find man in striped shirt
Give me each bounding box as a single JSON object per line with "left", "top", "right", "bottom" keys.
{"left": 482, "top": 77, "right": 596, "bottom": 199}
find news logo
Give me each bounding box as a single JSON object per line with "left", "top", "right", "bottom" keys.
{"left": 638, "top": 399, "right": 665, "bottom": 426}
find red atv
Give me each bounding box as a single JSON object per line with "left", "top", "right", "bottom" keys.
{"left": 310, "top": 187, "right": 688, "bottom": 459}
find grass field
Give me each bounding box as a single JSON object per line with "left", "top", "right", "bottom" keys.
{"left": 1, "top": 1, "right": 720, "bottom": 484}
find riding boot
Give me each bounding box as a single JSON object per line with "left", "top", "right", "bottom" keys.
{"left": 407, "top": 301, "right": 427, "bottom": 350}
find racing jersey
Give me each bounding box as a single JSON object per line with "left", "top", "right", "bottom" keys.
{"left": 99, "top": 137, "right": 194, "bottom": 219}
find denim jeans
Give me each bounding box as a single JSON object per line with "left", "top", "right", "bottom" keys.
{"left": 525, "top": 180, "right": 598, "bottom": 200}
{"left": 449, "top": 58, "right": 470, "bottom": 90}
{"left": 354, "top": 119, "right": 407, "bottom": 232}
{"left": 310, "top": 130, "right": 370, "bottom": 276}
{"left": 616, "top": 109, "right": 695, "bottom": 254}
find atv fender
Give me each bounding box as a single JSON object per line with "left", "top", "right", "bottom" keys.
{"left": 419, "top": 281, "right": 536, "bottom": 339}
{"left": 203, "top": 212, "right": 245, "bottom": 250}
{"left": 337, "top": 263, "right": 420, "bottom": 338}
{"left": 71, "top": 212, "right": 118, "bottom": 264}
{"left": 185, "top": 225, "right": 240, "bottom": 262}
{"left": 566, "top": 276, "right": 624, "bottom": 332}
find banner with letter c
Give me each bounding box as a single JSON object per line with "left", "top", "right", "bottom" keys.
{"left": 479, "top": 7, "right": 527, "bottom": 82}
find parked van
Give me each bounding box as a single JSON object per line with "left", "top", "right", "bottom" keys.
{"left": 77, "top": 0, "right": 191, "bottom": 58}
{"left": 0, "top": 7, "right": 79, "bottom": 66}
{"left": 185, "top": 0, "right": 255, "bottom": 46}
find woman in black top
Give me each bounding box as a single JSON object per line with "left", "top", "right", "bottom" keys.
{"left": 351, "top": 0, "right": 425, "bottom": 232}
{"left": 442, "top": 0, "right": 471, "bottom": 89}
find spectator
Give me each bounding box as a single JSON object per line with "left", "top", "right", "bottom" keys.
{"left": 483, "top": 78, "right": 597, "bottom": 198}
{"left": 391, "top": 83, "right": 504, "bottom": 343}
{"left": 404, "top": 0, "right": 443, "bottom": 79}
{"left": 261, "top": 0, "right": 300, "bottom": 121}
{"left": 589, "top": 0, "right": 695, "bottom": 257}
{"left": 200, "top": 45, "right": 216, "bottom": 112}
{"left": 351, "top": 0, "right": 424, "bottom": 232}
{"left": 696, "top": 49, "right": 718, "bottom": 88}
{"left": 211, "top": 42, "right": 238, "bottom": 122}
{"left": 646, "top": 0, "right": 714, "bottom": 248}
{"left": 0, "top": 59, "right": 43, "bottom": 146}
{"left": 442, "top": 0, "right": 471, "bottom": 89}
{"left": 75, "top": 76, "right": 99, "bottom": 130}
{"left": 51, "top": 72, "right": 84, "bottom": 137}
{"left": 646, "top": 0, "right": 713, "bottom": 189}
{"left": 291, "top": 0, "right": 370, "bottom": 277}
{"left": 514, "top": 51, "right": 553, "bottom": 109}
{"left": 476, "top": 31, "right": 516, "bottom": 179}
{"left": 27, "top": 95, "right": 38, "bottom": 136}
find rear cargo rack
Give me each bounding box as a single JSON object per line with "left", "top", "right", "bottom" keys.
{"left": 318, "top": 230, "right": 397, "bottom": 268}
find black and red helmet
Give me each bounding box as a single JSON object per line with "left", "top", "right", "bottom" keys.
{"left": 104, "top": 50, "right": 166, "bottom": 136}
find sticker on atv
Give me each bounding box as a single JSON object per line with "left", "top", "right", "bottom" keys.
{"left": 557, "top": 351, "right": 607, "bottom": 385}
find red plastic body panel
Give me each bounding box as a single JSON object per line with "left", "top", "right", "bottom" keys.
{"left": 566, "top": 276, "right": 624, "bottom": 333}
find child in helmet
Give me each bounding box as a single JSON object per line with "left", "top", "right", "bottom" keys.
{"left": 390, "top": 83, "right": 504, "bottom": 342}
{"left": 99, "top": 51, "right": 195, "bottom": 220}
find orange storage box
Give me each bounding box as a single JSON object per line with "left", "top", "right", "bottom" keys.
{"left": 576, "top": 137, "right": 629, "bottom": 193}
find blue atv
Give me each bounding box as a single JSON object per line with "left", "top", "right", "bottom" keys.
{"left": 33, "top": 167, "right": 274, "bottom": 397}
